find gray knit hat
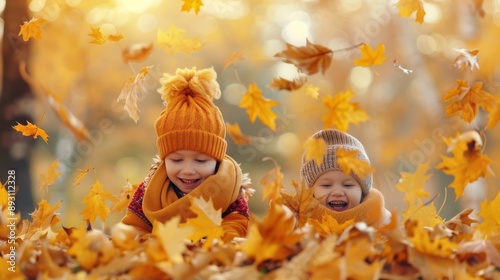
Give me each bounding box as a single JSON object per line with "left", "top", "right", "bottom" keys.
{"left": 300, "top": 129, "right": 372, "bottom": 196}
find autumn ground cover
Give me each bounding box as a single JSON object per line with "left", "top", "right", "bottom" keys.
{"left": 2, "top": 0, "right": 500, "bottom": 279}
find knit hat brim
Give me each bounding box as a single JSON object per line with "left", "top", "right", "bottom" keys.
{"left": 157, "top": 130, "right": 227, "bottom": 161}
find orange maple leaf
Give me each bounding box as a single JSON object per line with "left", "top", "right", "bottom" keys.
{"left": 260, "top": 157, "right": 284, "bottom": 202}
{"left": 223, "top": 50, "right": 244, "bottom": 69}
{"left": 18, "top": 17, "right": 47, "bottom": 41}
{"left": 181, "top": 0, "right": 204, "bottom": 14}
{"left": 156, "top": 25, "right": 202, "bottom": 55}
{"left": 72, "top": 167, "right": 90, "bottom": 187}
{"left": 486, "top": 96, "right": 500, "bottom": 129}
{"left": 269, "top": 76, "right": 307, "bottom": 91}
{"left": 67, "top": 227, "right": 117, "bottom": 271}
{"left": 274, "top": 39, "right": 333, "bottom": 75}
{"left": 122, "top": 43, "right": 154, "bottom": 62}
{"left": 117, "top": 65, "right": 153, "bottom": 123}
{"left": 453, "top": 48, "right": 479, "bottom": 71}
{"left": 303, "top": 137, "right": 327, "bottom": 166}
{"left": 110, "top": 181, "right": 139, "bottom": 213}
{"left": 21, "top": 199, "right": 62, "bottom": 240}
{"left": 226, "top": 122, "right": 251, "bottom": 145}
{"left": 395, "top": 162, "right": 431, "bottom": 205}
{"left": 396, "top": 0, "right": 426, "bottom": 23}
{"left": 280, "top": 180, "right": 316, "bottom": 228}
{"left": 186, "top": 196, "right": 224, "bottom": 248}
{"left": 335, "top": 148, "right": 375, "bottom": 179}
{"left": 437, "top": 133, "right": 492, "bottom": 200}
{"left": 80, "top": 177, "right": 118, "bottom": 223}
{"left": 409, "top": 221, "right": 459, "bottom": 257}
{"left": 38, "top": 160, "right": 63, "bottom": 193}
{"left": 403, "top": 197, "right": 443, "bottom": 227}
{"left": 442, "top": 80, "right": 495, "bottom": 123}
{"left": 308, "top": 214, "right": 355, "bottom": 236}
{"left": 12, "top": 120, "right": 49, "bottom": 143}
{"left": 238, "top": 83, "right": 280, "bottom": 131}
{"left": 353, "top": 43, "right": 387, "bottom": 67}
{"left": 322, "top": 89, "right": 369, "bottom": 131}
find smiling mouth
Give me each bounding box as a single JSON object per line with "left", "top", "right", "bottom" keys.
{"left": 327, "top": 201, "right": 348, "bottom": 211}
{"left": 180, "top": 178, "right": 200, "bottom": 185}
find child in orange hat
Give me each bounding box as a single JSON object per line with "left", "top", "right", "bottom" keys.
{"left": 287, "top": 129, "right": 390, "bottom": 229}
{"left": 120, "top": 67, "right": 253, "bottom": 242}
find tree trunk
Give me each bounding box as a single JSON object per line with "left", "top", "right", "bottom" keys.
{"left": 0, "top": 0, "right": 36, "bottom": 218}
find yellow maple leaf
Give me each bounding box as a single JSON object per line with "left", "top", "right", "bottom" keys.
{"left": 442, "top": 80, "right": 495, "bottom": 123}
{"left": 110, "top": 181, "right": 139, "bottom": 213}
{"left": 38, "top": 160, "right": 63, "bottom": 192}
{"left": 117, "top": 65, "right": 153, "bottom": 123}
{"left": 238, "top": 83, "right": 280, "bottom": 131}
{"left": 156, "top": 25, "right": 202, "bottom": 55}
{"left": 308, "top": 214, "right": 355, "bottom": 236}
{"left": 280, "top": 180, "right": 316, "bottom": 228}
{"left": 395, "top": 162, "right": 431, "bottom": 204}
{"left": 181, "top": 0, "right": 204, "bottom": 14}
{"left": 353, "top": 43, "right": 387, "bottom": 67}
{"left": 476, "top": 192, "right": 500, "bottom": 237}
{"left": 72, "top": 167, "right": 90, "bottom": 187}
{"left": 303, "top": 137, "right": 327, "bottom": 166}
{"left": 80, "top": 177, "right": 118, "bottom": 223}
{"left": 335, "top": 147, "right": 374, "bottom": 179}
{"left": 322, "top": 89, "right": 369, "bottom": 132}
{"left": 186, "top": 196, "right": 224, "bottom": 247}
{"left": 152, "top": 216, "right": 195, "bottom": 262}
{"left": 226, "top": 122, "right": 251, "bottom": 145}
{"left": 409, "top": 221, "right": 459, "bottom": 257}
{"left": 486, "top": 96, "right": 500, "bottom": 129}
{"left": 396, "top": 0, "right": 426, "bottom": 23}
{"left": 260, "top": 157, "right": 284, "bottom": 202}
{"left": 18, "top": 17, "right": 47, "bottom": 41}
{"left": 88, "top": 26, "right": 107, "bottom": 45}
{"left": 12, "top": 120, "right": 49, "bottom": 143}
{"left": 304, "top": 83, "right": 320, "bottom": 99}
{"left": 437, "top": 134, "right": 492, "bottom": 200}
{"left": 404, "top": 198, "right": 443, "bottom": 227}
{"left": 67, "top": 227, "right": 116, "bottom": 271}
{"left": 223, "top": 50, "right": 244, "bottom": 69}
{"left": 241, "top": 202, "right": 303, "bottom": 265}
{"left": 274, "top": 39, "right": 333, "bottom": 75}
{"left": 21, "top": 199, "right": 62, "bottom": 240}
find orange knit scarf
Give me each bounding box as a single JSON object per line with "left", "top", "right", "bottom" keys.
{"left": 143, "top": 155, "right": 242, "bottom": 224}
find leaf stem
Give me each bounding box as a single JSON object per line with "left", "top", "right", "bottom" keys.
{"left": 332, "top": 43, "right": 364, "bottom": 54}
{"left": 436, "top": 187, "right": 447, "bottom": 218}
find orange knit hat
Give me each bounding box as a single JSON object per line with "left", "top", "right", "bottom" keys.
{"left": 155, "top": 67, "right": 227, "bottom": 161}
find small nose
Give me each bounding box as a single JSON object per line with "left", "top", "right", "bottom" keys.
{"left": 181, "top": 162, "right": 195, "bottom": 174}
{"left": 329, "top": 185, "right": 343, "bottom": 196}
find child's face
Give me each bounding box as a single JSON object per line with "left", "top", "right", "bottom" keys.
{"left": 311, "top": 170, "right": 363, "bottom": 211}
{"left": 164, "top": 150, "right": 217, "bottom": 194}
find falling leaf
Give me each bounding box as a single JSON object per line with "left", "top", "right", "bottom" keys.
{"left": 117, "top": 65, "right": 153, "bottom": 123}
{"left": 72, "top": 167, "right": 90, "bottom": 187}
{"left": 226, "top": 122, "right": 251, "bottom": 145}
{"left": 308, "top": 214, "right": 355, "bottom": 236}
{"left": 476, "top": 192, "right": 500, "bottom": 237}
{"left": 21, "top": 199, "right": 62, "bottom": 240}
{"left": 280, "top": 180, "right": 316, "bottom": 228}
{"left": 181, "top": 0, "right": 204, "bottom": 14}
{"left": 110, "top": 181, "right": 139, "bottom": 213}
{"left": 396, "top": 0, "right": 426, "bottom": 23}
{"left": 442, "top": 80, "right": 495, "bottom": 123}
{"left": 486, "top": 96, "right": 500, "bottom": 129}
{"left": 186, "top": 196, "right": 224, "bottom": 247}
{"left": 453, "top": 49, "right": 479, "bottom": 71}
{"left": 393, "top": 59, "right": 413, "bottom": 74}
{"left": 303, "top": 137, "right": 327, "bottom": 166}
{"left": 12, "top": 120, "right": 49, "bottom": 143}
{"left": 322, "top": 89, "right": 369, "bottom": 131}
{"left": 304, "top": 83, "right": 320, "bottom": 99}
{"left": 156, "top": 25, "right": 202, "bottom": 55}
{"left": 335, "top": 148, "right": 374, "bottom": 179}
{"left": 395, "top": 162, "right": 431, "bottom": 204}
{"left": 269, "top": 76, "right": 307, "bottom": 91}
{"left": 122, "top": 43, "right": 154, "bottom": 62}
{"left": 18, "top": 17, "right": 47, "bottom": 41}
{"left": 274, "top": 39, "right": 333, "bottom": 75}
{"left": 238, "top": 83, "right": 280, "bottom": 131}
{"left": 223, "top": 50, "right": 244, "bottom": 69}
{"left": 260, "top": 157, "right": 284, "bottom": 202}
{"left": 437, "top": 134, "right": 492, "bottom": 200}
{"left": 353, "top": 43, "right": 387, "bottom": 67}
{"left": 88, "top": 27, "right": 107, "bottom": 45}
{"left": 38, "top": 160, "right": 63, "bottom": 192}
{"left": 80, "top": 177, "right": 118, "bottom": 223}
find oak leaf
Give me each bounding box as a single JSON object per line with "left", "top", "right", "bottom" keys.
{"left": 353, "top": 43, "right": 387, "bottom": 67}
{"left": 223, "top": 50, "right": 244, "bottom": 69}
{"left": 437, "top": 134, "right": 492, "bottom": 200}
{"left": 117, "top": 65, "right": 153, "bottom": 123}
{"left": 18, "top": 18, "right": 47, "bottom": 41}
{"left": 38, "top": 160, "right": 63, "bottom": 192}
{"left": 72, "top": 167, "right": 90, "bottom": 187}
{"left": 186, "top": 196, "right": 224, "bottom": 248}
{"left": 476, "top": 192, "right": 500, "bottom": 237}
{"left": 226, "top": 122, "right": 251, "bottom": 145}
{"left": 453, "top": 48, "right": 479, "bottom": 71}
{"left": 395, "top": 162, "right": 431, "bottom": 205}
{"left": 269, "top": 76, "right": 307, "bottom": 91}
{"left": 181, "top": 0, "right": 204, "bottom": 14}
{"left": 12, "top": 120, "right": 49, "bottom": 143}
{"left": 335, "top": 147, "right": 374, "bottom": 179}
{"left": 122, "top": 43, "right": 153, "bottom": 62}
{"left": 303, "top": 137, "right": 327, "bottom": 166}
{"left": 322, "top": 89, "right": 369, "bottom": 131}
{"left": 80, "top": 178, "right": 118, "bottom": 223}
{"left": 442, "top": 80, "right": 495, "bottom": 123}
{"left": 274, "top": 39, "right": 333, "bottom": 75}
{"left": 156, "top": 25, "right": 202, "bottom": 55}
{"left": 260, "top": 157, "right": 284, "bottom": 202}
{"left": 396, "top": 0, "right": 426, "bottom": 23}
{"left": 238, "top": 83, "right": 280, "bottom": 131}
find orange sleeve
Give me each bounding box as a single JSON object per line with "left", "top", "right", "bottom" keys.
{"left": 121, "top": 209, "right": 153, "bottom": 233}
{"left": 221, "top": 212, "right": 249, "bottom": 242}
